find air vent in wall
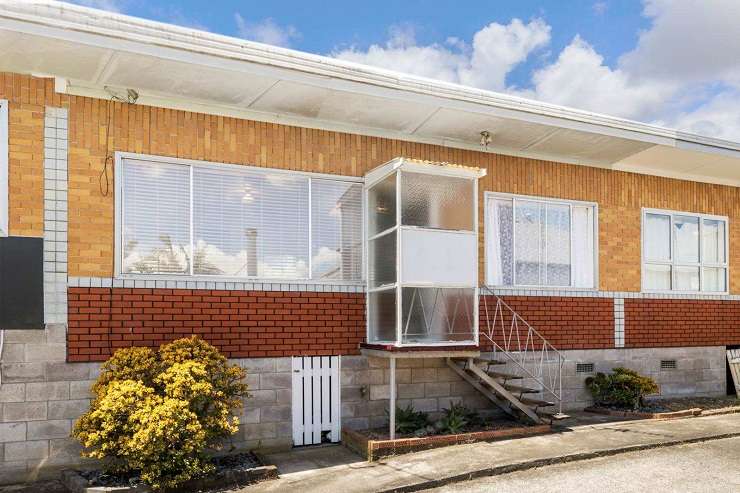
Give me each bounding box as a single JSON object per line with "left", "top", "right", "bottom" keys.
{"left": 576, "top": 363, "right": 594, "bottom": 373}
{"left": 660, "top": 359, "right": 677, "bottom": 370}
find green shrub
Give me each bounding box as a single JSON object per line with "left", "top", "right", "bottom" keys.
{"left": 73, "top": 337, "right": 249, "bottom": 490}
{"left": 389, "top": 404, "right": 429, "bottom": 434}
{"left": 436, "top": 403, "right": 483, "bottom": 434}
{"left": 437, "top": 403, "right": 469, "bottom": 434}
{"left": 585, "top": 367, "right": 659, "bottom": 409}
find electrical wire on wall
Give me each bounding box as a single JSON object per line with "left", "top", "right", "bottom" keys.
{"left": 99, "top": 87, "right": 139, "bottom": 357}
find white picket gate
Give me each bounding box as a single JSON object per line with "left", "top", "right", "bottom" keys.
{"left": 291, "top": 356, "right": 341, "bottom": 446}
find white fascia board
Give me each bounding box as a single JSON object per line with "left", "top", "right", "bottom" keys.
{"left": 3, "top": 3, "right": 740, "bottom": 158}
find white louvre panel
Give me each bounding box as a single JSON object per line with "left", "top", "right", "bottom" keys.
{"left": 121, "top": 159, "right": 190, "bottom": 274}
{"left": 193, "top": 167, "right": 309, "bottom": 279}
{"left": 311, "top": 179, "right": 363, "bottom": 281}
{"left": 400, "top": 229, "right": 477, "bottom": 286}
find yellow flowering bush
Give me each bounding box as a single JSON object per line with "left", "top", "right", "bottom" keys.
{"left": 73, "top": 337, "right": 249, "bottom": 490}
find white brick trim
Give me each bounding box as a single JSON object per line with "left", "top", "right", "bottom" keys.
{"left": 43, "top": 107, "right": 68, "bottom": 324}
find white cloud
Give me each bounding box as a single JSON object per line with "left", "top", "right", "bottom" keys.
{"left": 527, "top": 36, "right": 675, "bottom": 120}
{"left": 328, "top": 2, "right": 740, "bottom": 141}
{"left": 333, "top": 19, "right": 550, "bottom": 91}
{"left": 235, "top": 14, "right": 300, "bottom": 48}
{"left": 593, "top": 2, "right": 608, "bottom": 15}
{"left": 663, "top": 90, "right": 740, "bottom": 141}
{"left": 620, "top": 0, "right": 740, "bottom": 85}
{"left": 67, "top": 0, "right": 124, "bottom": 12}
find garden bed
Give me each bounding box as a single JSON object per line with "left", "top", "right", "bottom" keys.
{"left": 62, "top": 452, "right": 277, "bottom": 493}
{"left": 585, "top": 396, "right": 740, "bottom": 420}
{"left": 343, "top": 420, "right": 551, "bottom": 461}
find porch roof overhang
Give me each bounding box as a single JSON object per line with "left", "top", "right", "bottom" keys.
{"left": 2, "top": 2, "right": 740, "bottom": 186}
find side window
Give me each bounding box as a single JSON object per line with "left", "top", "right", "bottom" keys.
{"left": 642, "top": 209, "right": 727, "bottom": 293}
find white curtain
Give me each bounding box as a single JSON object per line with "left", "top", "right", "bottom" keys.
{"left": 487, "top": 197, "right": 503, "bottom": 285}
{"left": 572, "top": 206, "right": 594, "bottom": 288}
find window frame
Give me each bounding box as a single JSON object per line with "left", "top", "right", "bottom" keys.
{"left": 0, "top": 99, "right": 8, "bottom": 237}
{"left": 641, "top": 207, "right": 729, "bottom": 294}
{"left": 484, "top": 192, "right": 599, "bottom": 290}
{"left": 114, "top": 152, "right": 364, "bottom": 285}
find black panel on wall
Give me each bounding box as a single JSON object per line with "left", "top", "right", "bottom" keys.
{"left": 0, "top": 236, "right": 44, "bottom": 329}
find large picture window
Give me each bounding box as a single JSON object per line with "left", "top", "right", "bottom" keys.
{"left": 486, "top": 193, "right": 597, "bottom": 289}
{"left": 118, "top": 154, "right": 363, "bottom": 282}
{"left": 642, "top": 209, "right": 727, "bottom": 292}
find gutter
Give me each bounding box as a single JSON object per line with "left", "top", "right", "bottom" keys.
{"left": 2, "top": 1, "right": 740, "bottom": 156}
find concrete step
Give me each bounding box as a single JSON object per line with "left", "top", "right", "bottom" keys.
{"left": 485, "top": 370, "right": 524, "bottom": 380}
{"left": 520, "top": 396, "right": 555, "bottom": 408}
{"left": 503, "top": 383, "right": 539, "bottom": 394}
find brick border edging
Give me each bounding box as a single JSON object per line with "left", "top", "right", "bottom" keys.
{"left": 376, "top": 431, "right": 740, "bottom": 493}
{"left": 343, "top": 424, "right": 552, "bottom": 462}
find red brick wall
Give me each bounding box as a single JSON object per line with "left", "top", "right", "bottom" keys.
{"left": 625, "top": 298, "right": 740, "bottom": 348}
{"left": 67, "top": 287, "right": 365, "bottom": 362}
{"left": 479, "top": 296, "right": 615, "bottom": 350}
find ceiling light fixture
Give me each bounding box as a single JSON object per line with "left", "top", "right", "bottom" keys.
{"left": 480, "top": 130, "right": 492, "bottom": 147}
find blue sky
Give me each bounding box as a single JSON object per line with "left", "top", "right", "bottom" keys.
{"left": 72, "top": 0, "right": 740, "bottom": 141}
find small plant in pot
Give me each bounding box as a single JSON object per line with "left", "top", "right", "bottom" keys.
{"left": 585, "top": 367, "right": 659, "bottom": 410}
{"left": 72, "top": 336, "right": 249, "bottom": 490}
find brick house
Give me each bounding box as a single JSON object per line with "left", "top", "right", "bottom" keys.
{"left": 0, "top": 1, "right": 739, "bottom": 483}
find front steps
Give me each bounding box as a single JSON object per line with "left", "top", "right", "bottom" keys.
{"left": 447, "top": 356, "right": 569, "bottom": 424}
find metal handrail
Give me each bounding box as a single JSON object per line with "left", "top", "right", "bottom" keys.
{"left": 480, "top": 288, "right": 566, "bottom": 414}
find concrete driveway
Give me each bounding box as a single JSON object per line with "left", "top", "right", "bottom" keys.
{"left": 428, "top": 436, "right": 740, "bottom": 492}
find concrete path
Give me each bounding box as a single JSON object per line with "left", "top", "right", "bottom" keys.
{"left": 246, "top": 413, "right": 740, "bottom": 493}
{"left": 428, "top": 436, "right": 740, "bottom": 493}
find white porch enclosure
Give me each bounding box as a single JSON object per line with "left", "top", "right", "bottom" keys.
{"left": 365, "top": 158, "right": 486, "bottom": 346}
{"left": 291, "top": 356, "right": 341, "bottom": 446}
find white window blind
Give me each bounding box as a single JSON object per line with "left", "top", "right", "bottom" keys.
{"left": 642, "top": 210, "right": 727, "bottom": 292}
{"left": 487, "top": 194, "right": 596, "bottom": 288}
{"left": 120, "top": 156, "right": 362, "bottom": 281}
{"left": 311, "top": 179, "right": 363, "bottom": 281}
{"left": 122, "top": 160, "right": 190, "bottom": 274}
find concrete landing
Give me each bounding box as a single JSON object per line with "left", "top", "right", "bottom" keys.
{"left": 246, "top": 413, "right": 740, "bottom": 493}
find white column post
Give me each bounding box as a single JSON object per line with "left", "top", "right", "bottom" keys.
{"left": 389, "top": 357, "right": 396, "bottom": 440}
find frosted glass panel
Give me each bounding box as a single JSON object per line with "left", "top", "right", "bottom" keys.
{"left": 674, "top": 215, "right": 699, "bottom": 263}
{"left": 368, "top": 231, "right": 396, "bottom": 288}
{"left": 311, "top": 179, "right": 363, "bottom": 281}
{"left": 644, "top": 264, "right": 671, "bottom": 290}
{"left": 702, "top": 219, "right": 725, "bottom": 264}
{"left": 122, "top": 160, "right": 190, "bottom": 274}
{"left": 644, "top": 213, "right": 670, "bottom": 261}
{"left": 368, "top": 289, "right": 397, "bottom": 343}
{"left": 368, "top": 173, "right": 396, "bottom": 235}
{"left": 674, "top": 265, "right": 699, "bottom": 290}
{"left": 514, "top": 201, "right": 544, "bottom": 285}
{"left": 401, "top": 229, "right": 477, "bottom": 285}
{"left": 401, "top": 173, "right": 474, "bottom": 230}
{"left": 401, "top": 287, "right": 475, "bottom": 344}
{"left": 545, "top": 204, "right": 571, "bottom": 286}
{"left": 703, "top": 267, "right": 726, "bottom": 292}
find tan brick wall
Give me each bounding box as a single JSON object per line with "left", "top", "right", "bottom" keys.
{"left": 3, "top": 73, "right": 740, "bottom": 292}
